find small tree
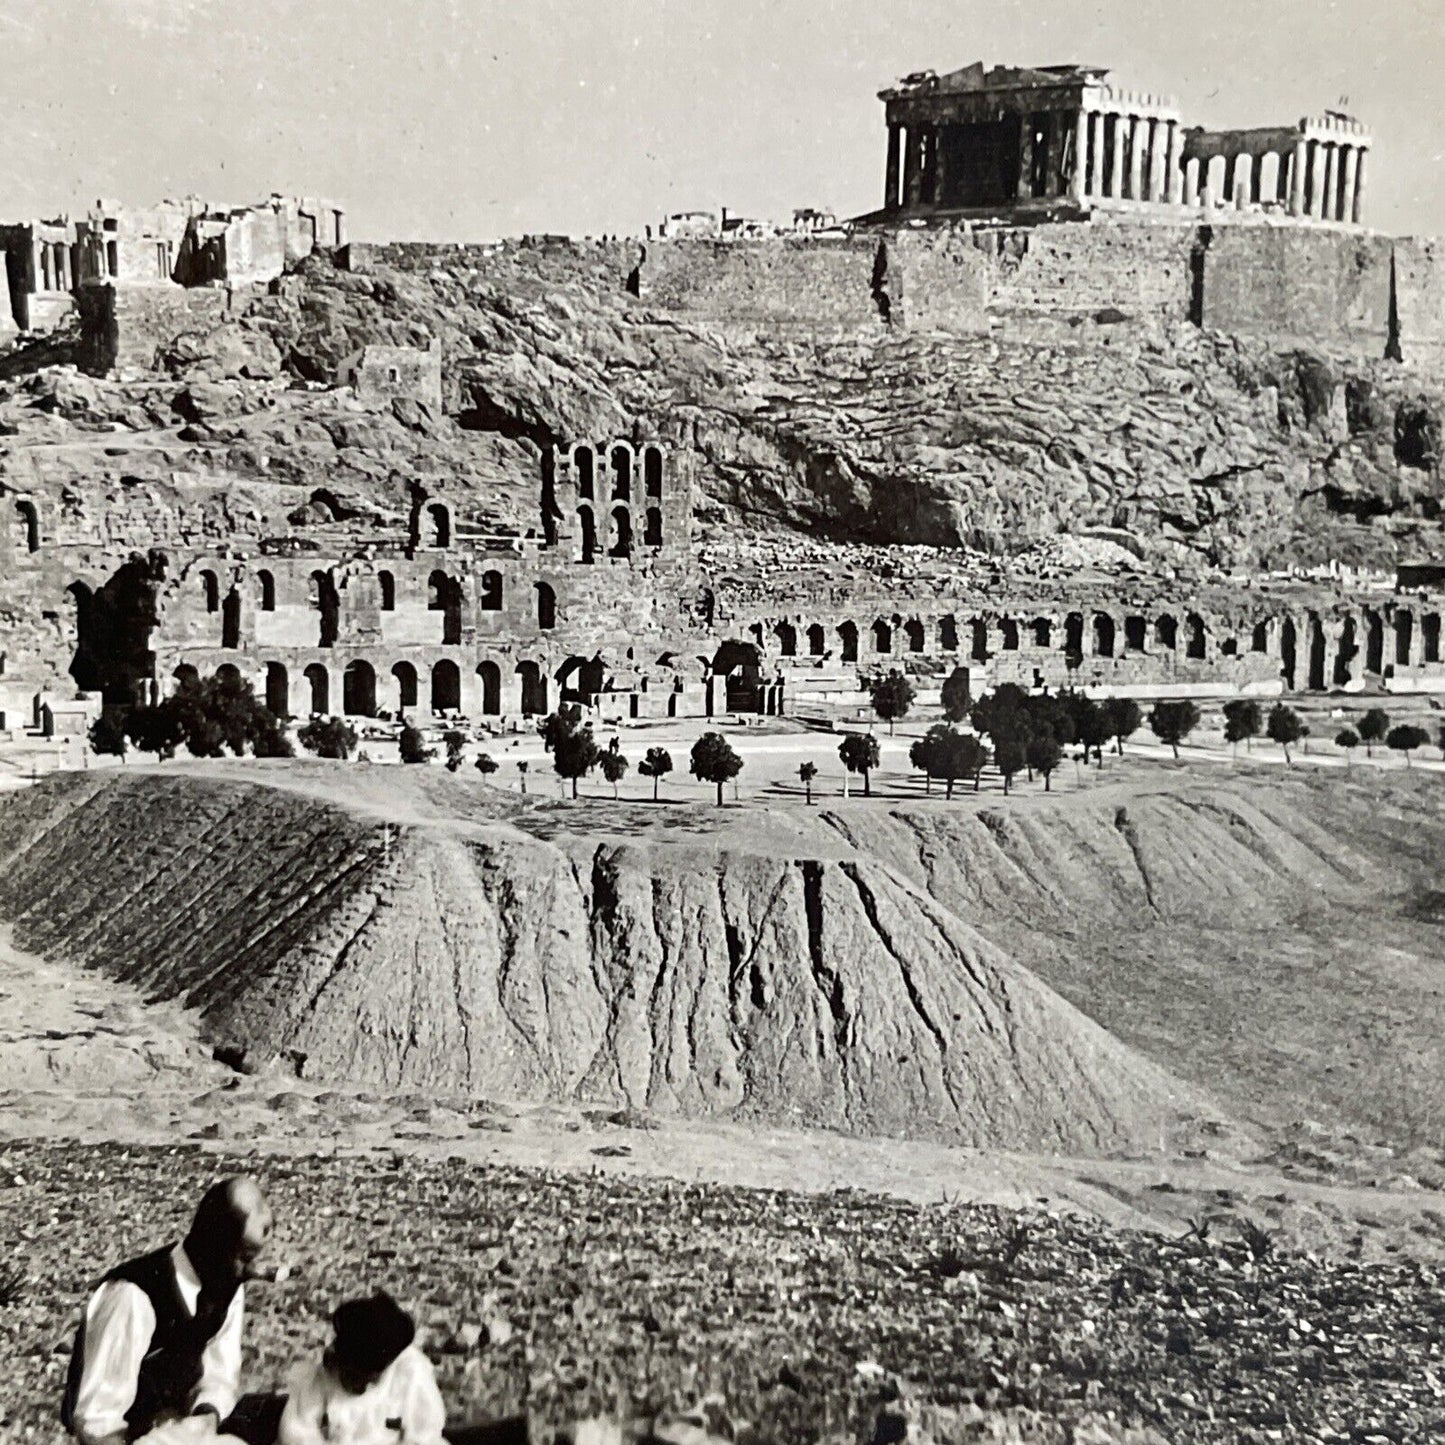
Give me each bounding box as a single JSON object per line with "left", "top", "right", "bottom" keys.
{"left": 474, "top": 752, "right": 498, "bottom": 778}
{"left": 443, "top": 730, "right": 467, "bottom": 773}
{"left": 1357, "top": 707, "right": 1390, "bottom": 757}
{"left": 554, "top": 722, "right": 601, "bottom": 799}
{"left": 690, "top": 731, "right": 742, "bottom": 806}
{"left": 399, "top": 723, "right": 433, "bottom": 765}
{"left": 1070, "top": 695, "right": 1110, "bottom": 767}
{"left": 1386, "top": 723, "right": 1430, "bottom": 767}
{"left": 994, "top": 731, "right": 1027, "bottom": 795}
{"left": 909, "top": 734, "right": 935, "bottom": 794}
{"left": 970, "top": 684, "right": 1031, "bottom": 742}
{"left": 639, "top": 746, "right": 674, "bottom": 801}
{"left": 867, "top": 669, "right": 915, "bottom": 735}
{"left": 838, "top": 731, "right": 882, "bottom": 798}
{"left": 932, "top": 729, "right": 989, "bottom": 798}
{"left": 1334, "top": 728, "right": 1359, "bottom": 768}
{"left": 516, "top": 759, "right": 529, "bottom": 795}
{"left": 125, "top": 704, "right": 184, "bottom": 761}
{"left": 88, "top": 711, "right": 128, "bottom": 758}
{"left": 1222, "top": 699, "right": 1263, "bottom": 756}
{"left": 298, "top": 716, "right": 358, "bottom": 761}
{"left": 940, "top": 667, "right": 972, "bottom": 724}
{"left": 1148, "top": 700, "right": 1201, "bottom": 760}
{"left": 599, "top": 737, "right": 630, "bottom": 798}
{"left": 1026, "top": 732, "right": 1065, "bottom": 791}
{"left": 798, "top": 760, "right": 818, "bottom": 805}
{"left": 1099, "top": 696, "right": 1142, "bottom": 756}
{"left": 1265, "top": 703, "right": 1305, "bottom": 765}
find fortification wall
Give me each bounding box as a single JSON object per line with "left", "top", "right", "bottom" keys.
{"left": 887, "top": 232, "right": 991, "bottom": 331}
{"left": 1199, "top": 228, "right": 1392, "bottom": 352}
{"left": 1393, "top": 238, "right": 1445, "bottom": 364}
{"left": 78, "top": 284, "right": 235, "bottom": 375}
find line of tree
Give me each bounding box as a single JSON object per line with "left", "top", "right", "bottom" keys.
{"left": 89, "top": 671, "right": 292, "bottom": 761}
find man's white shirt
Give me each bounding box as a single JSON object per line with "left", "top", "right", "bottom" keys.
{"left": 70, "top": 1243, "right": 244, "bottom": 1439}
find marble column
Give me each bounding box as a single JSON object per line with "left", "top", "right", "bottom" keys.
{"left": 1352, "top": 148, "right": 1368, "bottom": 224}
{"left": 1109, "top": 113, "right": 1126, "bottom": 198}
{"left": 1071, "top": 109, "right": 1089, "bottom": 200}
{"left": 884, "top": 123, "right": 901, "bottom": 210}
{"left": 1165, "top": 121, "right": 1183, "bottom": 203}
{"left": 1145, "top": 119, "right": 1164, "bottom": 200}
{"left": 1340, "top": 145, "right": 1359, "bottom": 224}
{"left": 1017, "top": 117, "right": 1036, "bottom": 200}
{"left": 1321, "top": 143, "right": 1338, "bottom": 221}
{"left": 933, "top": 124, "right": 950, "bottom": 208}
{"left": 1089, "top": 111, "right": 1106, "bottom": 197}
{"left": 1127, "top": 116, "right": 1145, "bottom": 199}
{"left": 1276, "top": 150, "right": 1292, "bottom": 204}
{"left": 904, "top": 125, "right": 923, "bottom": 208}
{"left": 1183, "top": 155, "right": 1200, "bottom": 206}
{"left": 1289, "top": 139, "right": 1307, "bottom": 216}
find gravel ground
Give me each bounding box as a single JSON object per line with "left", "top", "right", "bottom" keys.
{"left": 2, "top": 1140, "right": 1442, "bottom": 1444}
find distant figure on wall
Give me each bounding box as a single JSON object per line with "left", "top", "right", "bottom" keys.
{"left": 61, "top": 1176, "right": 273, "bottom": 1444}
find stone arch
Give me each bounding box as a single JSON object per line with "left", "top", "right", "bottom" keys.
{"left": 392, "top": 660, "right": 418, "bottom": 712}
{"left": 609, "top": 505, "right": 633, "bottom": 557}
{"left": 610, "top": 443, "right": 633, "bottom": 502}
{"left": 1424, "top": 613, "right": 1441, "bottom": 664}
{"left": 1395, "top": 609, "right": 1414, "bottom": 667}
{"left": 577, "top": 503, "right": 599, "bottom": 563}
{"left": 200, "top": 569, "right": 220, "bottom": 614}
{"left": 536, "top": 581, "right": 557, "bottom": 631}
{"left": 431, "top": 658, "right": 461, "bottom": 713}
{"left": 871, "top": 618, "right": 892, "bottom": 654}
{"left": 1032, "top": 617, "right": 1052, "bottom": 648}
{"left": 807, "top": 623, "right": 826, "bottom": 656}
{"left": 221, "top": 588, "right": 241, "bottom": 649}
{"left": 838, "top": 621, "right": 859, "bottom": 663}
{"left": 428, "top": 569, "right": 462, "bottom": 645}
{"left": 311, "top": 570, "right": 339, "bottom": 647}
{"left": 713, "top": 640, "right": 763, "bottom": 714}
{"left": 999, "top": 617, "right": 1019, "bottom": 651}
{"left": 1154, "top": 614, "right": 1177, "bottom": 650}
{"left": 1064, "top": 612, "right": 1084, "bottom": 657}
{"left": 1093, "top": 612, "right": 1115, "bottom": 657}
{"left": 477, "top": 660, "right": 502, "bottom": 715}
{"left": 1333, "top": 615, "right": 1357, "bottom": 688}
{"left": 644, "top": 446, "right": 663, "bottom": 499}
{"left": 174, "top": 663, "right": 201, "bottom": 690}
{"left": 343, "top": 660, "right": 378, "bottom": 717}
{"left": 378, "top": 570, "right": 396, "bottom": 612}
{"left": 12, "top": 499, "right": 39, "bottom": 553}
{"left": 304, "top": 662, "right": 330, "bottom": 715}
{"left": 1364, "top": 610, "right": 1384, "bottom": 674}
{"left": 516, "top": 660, "right": 548, "bottom": 715}
{"left": 1186, "top": 613, "right": 1206, "bottom": 661}
{"left": 939, "top": 615, "right": 959, "bottom": 651}
{"left": 903, "top": 618, "right": 925, "bottom": 653}
{"left": 574, "top": 445, "right": 595, "bottom": 501}
{"left": 773, "top": 620, "right": 797, "bottom": 657}
{"left": 215, "top": 662, "right": 242, "bottom": 688}
{"left": 265, "top": 662, "right": 288, "bottom": 717}
{"left": 257, "top": 569, "right": 276, "bottom": 612}
{"left": 970, "top": 618, "right": 988, "bottom": 662}
{"left": 1251, "top": 620, "right": 1270, "bottom": 653}
{"left": 558, "top": 654, "right": 607, "bottom": 707}
{"left": 66, "top": 581, "right": 98, "bottom": 691}
{"left": 1307, "top": 614, "right": 1327, "bottom": 691}
{"left": 1124, "top": 615, "right": 1147, "bottom": 651}
{"left": 644, "top": 506, "right": 663, "bottom": 547}
{"left": 423, "top": 502, "right": 451, "bottom": 549}
{"left": 480, "top": 570, "right": 503, "bottom": 612}
{"left": 1280, "top": 617, "right": 1298, "bottom": 690}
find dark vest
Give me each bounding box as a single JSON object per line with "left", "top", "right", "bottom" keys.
{"left": 61, "top": 1245, "right": 238, "bottom": 1441}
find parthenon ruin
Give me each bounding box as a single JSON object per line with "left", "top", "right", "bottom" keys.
{"left": 871, "top": 63, "right": 1372, "bottom": 226}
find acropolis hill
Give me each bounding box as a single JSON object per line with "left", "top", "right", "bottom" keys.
{"left": 4, "top": 61, "right": 1445, "bottom": 735}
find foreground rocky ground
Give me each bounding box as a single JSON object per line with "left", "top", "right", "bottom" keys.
{"left": 1, "top": 1138, "right": 1442, "bottom": 1445}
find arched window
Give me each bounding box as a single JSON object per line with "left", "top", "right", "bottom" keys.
{"left": 1424, "top": 613, "right": 1442, "bottom": 664}
{"left": 1154, "top": 614, "right": 1177, "bottom": 650}
{"left": 304, "top": 663, "right": 329, "bottom": 715}
{"left": 971, "top": 619, "right": 988, "bottom": 662}
{"left": 871, "top": 619, "right": 892, "bottom": 654}
{"left": 428, "top": 569, "right": 462, "bottom": 645}
{"left": 378, "top": 571, "right": 396, "bottom": 612}
{"left": 1032, "top": 617, "right": 1051, "bottom": 648}
{"left": 644, "top": 507, "right": 663, "bottom": 547}
{"left": 938, "top": 615, "right": 959, "bottom": 651}
{"left": 536, "top": 582, "right": 556, "bottom": 631}
{"left": 343, "top": 660, "right": 377, "bottom": 717}
{"left": 431, "top": 659, "right": 461, "bottom": 714}
{"left": 13, "top": 499, "right": 39, "bottom": 554}
{"left": 200, "top": 569, "right": 219, "bottom": 613}
{"left": 477, "top": 661, "right": 502, "bottom": 715}
{"left": 257, "top": 569, "right": 276, "bottom": 612}
{"left": 575, "top": 446, "right": 595, "bottom": 501}
{"left": 1365, "top": 611, "right": 1384, "bottom": 674}
{"left": 1093, "top": 613, "right": 1115, "bottom": 657}
{"left": 516, "top": 660, "right": 547, "bottom": 716}
{"left": 610, "top": 444, "right": 633, "bottom": 502}
{"left": 773, "top": 621, "right": 797, "bottom": 657}
{"left": 610, "top": 506, "right": 633, "bottom": 558}
{"left": 1064, "top": 613, "right": 1084, "bottom": 657}
{"left": 999, "top": 618, "right": 1019, "bottom": 651}
{"left": 311, "top": 570, "right": 339, "bottom": 648}
{"left": 215, "top": 663, "right": 241, "bottom": 688}
{"left": 1251, "top": 621, "right": 1270, "bottom": 653}
{"left": 807, "top": 624, "right": 826, "bottom": 657}
{"left": 1396, "top": 610, "right": 1414, "bottom": 666}
{"left": 392, "top": 661, "right": 418, "bottom": 712}
{"left": 221, "top": 589, "right": 241, "bottom": 649}
{"left": 838, "top": 621, "right": 859, "bottom": 663}
{"left": 577, "top": 504, "right": 598, "bottom": 564}
{"left": 480, "top": 570, "right": 503, "bottom": 611}
{"left": 904, "top": 619, "right": 925, "bottom": 653}
{"left": 422, "top": 502, "right": 451, "bottom": 549}
{"left": 644, "top": 446, "right": 663, "bottom": 499}
{"left": 1186, "top": 613, "right": 1206, "bottom": 660}
{"left": 1125, "top": 616, "right": 1147, "bottom": 651}
{"left": 265, "top": 663, "right": 289, "bottom": 717}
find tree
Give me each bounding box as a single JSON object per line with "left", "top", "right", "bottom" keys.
{"left": 1069, "top": 695, "right": 1109, "bottom": 767}
{"left": 516, "top": 759, "right": 529, "bottom": 795}
{"left": 1223, "top": 699, "right": 1263, "bottom": 756}
{"left": 1101, "top": 696, "right": 1143, "bottom": 756}
{"left": 1386, "top": 723, "right": 1430, "bottom": 767}
{"left": 1148, "top": 700, "right": 1201, "bottom": 760}
{"left": 909, "top": 734, "right": 935, "bottom": 793}
{"left": 119, "top": 671, "right": 290, "bottom": 760}
{"left": 940, "top": 667, "right": 972, "bottom": 724}
{"left": 798, "top": 760, "right": 818, "bottom": 805}
{"left": 399, "top": 723, "right": 434, "bottom": 765}
{"left": 838, "top": 731, "right": 882, "bottom": 798}
{"left": 994, "top": 732, "right": 1026, "bottom": 795}
{"left": 930, "top": 728, "right": 989, "bottom": 798}
{"left": 1026, "top": 732, "right": 1065, "bottom": 791}
{"left": 443, "top": 730, "right": 467, "bottom": 772}
{"left": 1335, "top": 728, "right": 1359, "bottom": 766}
{"left": 970, "top": 684, "right": 1031, "bottom": 742}
{"left": 125, "top": 702, "right": 184, "bottom": 761}
{"left": 553, "top": 721, "right": 601, "bottom": 799}
{"left": 298, "top": 716, "right": 358, "bottom": 761}
{"left": 1358, "top": 707, "right": 1390, "bottom": 757}
{"left": 88, "top": 711, "right": 128, "bottom": 758}
{"left": 599, "top": 737, "right": 630, "bottom": 798}
{"left": 867, "top": 669, "right": 915, "bottom": 735}
{"left": 639, "top": 746, "right": 674, "bottom": 801}
{"left": 690, "top": 731, "right": 742, "bottom": 806}
{"left": 1265, "top": 703, "right": 1305, "bottom": 765}
{"left": 474, "top": 753, "right": 498, "bottom": 778}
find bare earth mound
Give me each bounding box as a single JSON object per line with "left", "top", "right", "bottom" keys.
{"left": 0, "top": 768, "right": 1207, "bottom": 1156}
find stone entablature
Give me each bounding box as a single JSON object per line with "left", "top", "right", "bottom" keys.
{"left": 872, "top": 62, "right": 1373, "bottom": 230}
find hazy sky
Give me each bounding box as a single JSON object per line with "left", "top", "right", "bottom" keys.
{"left": 2, "top": 0, "right": 1442, "bottom": 240}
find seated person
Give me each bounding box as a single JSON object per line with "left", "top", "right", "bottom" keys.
{"left": 278, "top": 1292, "right": 445, "bottom": 1445}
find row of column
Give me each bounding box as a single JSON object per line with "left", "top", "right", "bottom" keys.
{"left": 1178, "top": 141, "right": 1367, "bottom": 222}
{"left": 1073, "top": 111, "right": 1182, "bottom": 204}
{"left": 35, "top": 240, "right": 73, "bottom": 293}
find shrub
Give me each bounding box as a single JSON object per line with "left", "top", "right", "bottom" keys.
{"left": 599, "top": 738, "right": 629, "bottom": 798}
{"left": 443, "top": 730, "right": 466, "bottom": 772}
{"left": 1386, "top": 723, "right": 1430, "bottom": 767}
{"left": 298, "top": 716, "right": 357, "bottom": 760}
{"left": 88, "top": 711, "right": 128, "bottom": 758}
{"left": 399, "top": 723, "right": 434, "bottom": 765}
{"left": 1358, "top": 707, "right": 1390, "bottom": 756}
{"left": 474, "top": 753, "right": 498, "bottom": 777}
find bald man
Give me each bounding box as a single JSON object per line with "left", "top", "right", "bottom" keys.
{"left": 61, "top": 1177, "right": 273, "bottom": 1445}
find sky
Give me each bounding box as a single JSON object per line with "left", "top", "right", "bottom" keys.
{"left": 1, "top": 0, "right": 1442, "bottom": 241}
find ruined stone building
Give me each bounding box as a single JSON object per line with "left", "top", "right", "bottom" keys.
{"left": 872, "top": 63, "right": 1371, "bottom": 227}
